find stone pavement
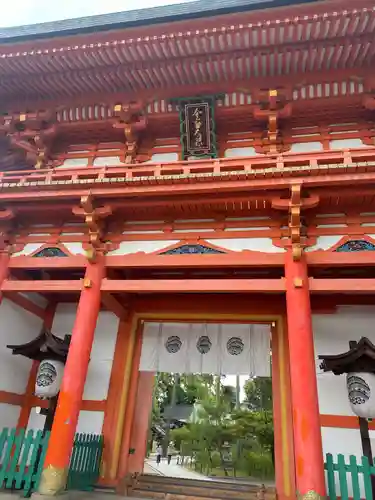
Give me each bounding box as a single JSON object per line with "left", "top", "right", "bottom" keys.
{"left": 145, "top": 456, "right": 211, "bottom": 481}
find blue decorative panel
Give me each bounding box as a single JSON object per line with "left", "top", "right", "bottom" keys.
{"left": 335, "top": 240, "right": 375, "bottom": 252}
{"left": 33, "top": 247, "right": 68, "bottom": 257}
{"left": 161, "top": 244, "right": 225, "bottom": 255}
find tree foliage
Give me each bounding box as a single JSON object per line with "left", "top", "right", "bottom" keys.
{"left": 150, "top": 373, "right": 275, "bottom": 479}
{"left": 243, "top": 377, "right": 273, "bottom": 411}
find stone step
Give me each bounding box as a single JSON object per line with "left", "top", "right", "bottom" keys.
{"left": 130, "top": 488, "right": 276, "bottom": 500}
{"left": 134, "top": 481, "right": 260, "bottom": 499}
{"left": 130, "top": 475, "right": 276, "bottom": 500}
{"left": 137, "top": 474, "right": 261, "bottom": 491}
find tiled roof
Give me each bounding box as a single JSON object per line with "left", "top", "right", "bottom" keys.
{"left": 0, "top": 0, "right": 316, "bottom": 43}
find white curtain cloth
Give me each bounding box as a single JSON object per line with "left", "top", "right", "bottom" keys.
{"left": 139, "top": 322, "right": 270, "bottom": 376}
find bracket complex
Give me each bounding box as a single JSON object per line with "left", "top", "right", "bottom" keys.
{"left": 272, "top": 185, "right": 319, "bottom": 260}
{"left": 72, "top": 195, "right": 112, "bottom": 262}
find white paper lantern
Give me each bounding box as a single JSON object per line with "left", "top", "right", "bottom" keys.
{"left": 347, "top": 372, "right": 375, "bottom": 418}
{"left": 35, "top": 359, "right": 64, "bottom": 399}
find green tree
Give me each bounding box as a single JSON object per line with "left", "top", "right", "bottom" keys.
{"left": 244, "top": 377, "right": 273, "bottom": 411}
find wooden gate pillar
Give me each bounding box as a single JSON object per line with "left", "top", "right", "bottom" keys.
{"left": 38, "top": 259, "right": 104, "bottom": 495}
{"left": 285, "top": 250, "right": 325, "bottom": 500}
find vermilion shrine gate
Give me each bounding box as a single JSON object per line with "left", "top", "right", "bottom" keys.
{"left": 0, "top": 0, "right": 375, "bottom": 498}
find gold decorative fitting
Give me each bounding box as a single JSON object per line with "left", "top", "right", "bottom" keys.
{"left": 293, "top": 278, "right": 303, "bottom": 288}
{"left": 83, "top": 278, "right": 92, "bottom": 289}
{"left": 114, "top": 104, "right": 122, "bottom": 112}
{"left": 297, "top": 490, "right": 325, "bottom": 500}
{"left": 38, "top": 465, "right": 68, "bottom": 495}
{"left": 19, "top": 114, "right": 26, "bottom": 122}
{"left": 269, "top": 89, "right": 278, "bottom": 97}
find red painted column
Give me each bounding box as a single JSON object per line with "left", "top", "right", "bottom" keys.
{"left": 285, "top": 250, "right": 325, "bottom": 499}
{"left": 38, "top": 259, "right": 104, "bottom": 495}
{"left": 127, "top": 372, "right": 155, "bottom": 475}
{"left": 0, "top": 251, "right": 10, "bottom": 303}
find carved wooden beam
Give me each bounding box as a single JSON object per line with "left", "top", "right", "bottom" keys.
{"left": 101, "top": 293, "right": 128, "bottom": 319}
{"left": 113, "top": 101, "right": 147, "bottom": 164}
{"left": 72, "top": 194, "right": 112, "bottom": 262}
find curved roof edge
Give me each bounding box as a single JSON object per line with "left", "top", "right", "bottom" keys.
{"left": 0, "top": 0, "right": 318, "bottom": 44}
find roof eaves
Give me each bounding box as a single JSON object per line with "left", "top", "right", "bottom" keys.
{"left": 0, "top": 0, "right": 318, "bottom": 44}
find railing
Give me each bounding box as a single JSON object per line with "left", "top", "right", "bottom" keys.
{"left": 67, "top": 433, "right": 103, "bottom": 491}
{"left": 0, "top": 147, "right": 375, "bottom": 189}
{"left": 0, "top": 427, "right": 49, "bottom": 497}
{"left": 325, "top": 453, "right": 375, "bottom": 500}
{"left": 0, "top": 428, "right": 103, "bottom": 496}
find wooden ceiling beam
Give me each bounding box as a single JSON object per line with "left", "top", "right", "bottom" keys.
{"left": 101, "top": 293, "right": 128, "bottom": 319}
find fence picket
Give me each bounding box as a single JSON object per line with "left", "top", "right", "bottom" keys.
{"left": 67, "top": 432, "right": 103, "bottom": 491}
{"left": 349, "top": 455, "right": 361, "bottom": 500}
{"left": 325, "top": 453, "right": 337, "bottom": 500}
{"left": 0, "top": 428, "right": 16, "bottom": 485}
{"left": 15, "top": 430, "right": 34, "bottom": 489}
{"left": 362, "top": 456, "right": 373, "bottom": 500}
{"left": 337, "top": 454, "right": 349, "bottom": 500}
{"left": 6, "top": 428, "right": 25, "bottom": 488}
{"left": 22, "top": 430, "right": 44, "bottom": 495}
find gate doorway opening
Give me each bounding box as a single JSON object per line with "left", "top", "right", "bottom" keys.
{"left": 141, "top": 321, "right": 274, "bottom": 485}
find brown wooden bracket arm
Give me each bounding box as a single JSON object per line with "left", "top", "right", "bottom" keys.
{"left": 0, "top": 111, "right": 57, "bottom": 169}
{"left": 72, "top": 194, "right": 112, "bottom": 262}
{"left": 272, "top": 185, "right": 319, "bottom": 261}
{"left": 363, "top": 95, "right": 375, "bottom": 111}
{"left": 252, "top": 90, "right": 293, "bottom": 154}
{"left": 0, "top": 208, "right": 16, "bottom": 254}
{"left": 113, "top": 101, "right": 148, "bottom": 164}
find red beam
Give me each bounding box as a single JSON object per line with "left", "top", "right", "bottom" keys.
{"left": 3, "top": 277, "right": 375, "bottom": 294}
{"left": 309, "top": 278, "right": 375, "bottom": 293}
{"left": 306, "top": 252, "right": 375, "bottom": 267}
{"left": 1, "top": 280, "right": 82, "bottom": 293}
{"left": 9, "top": 256, "right": 87, "bottom": 269}
{"left": 101, "top": 278, "right": 285, "bottom": 293}
{"left": 106, "top": 253, "right": 284, "bottom": 268}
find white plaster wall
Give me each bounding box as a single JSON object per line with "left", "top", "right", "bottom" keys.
{"left": 207, "top": 238, "right": 285, "bottom": 253}
{"left": 27, "top": 408, "right": 45, "bottom": 433}
{"left": 0, "top": 404, "right": 21, "bottom": 429}
{"left": 77, "top": 411, "right": 105, "bottom": 434}
{"left": 313, "top": 307, "right": 375, "bottom": 496}
{"left": 107, "top": 240, "right": 179, "bottom": 255}
{"left": 52, "top": 304, "right": 119, "bottom": 402}
{"left": 0, "top": 298, "right": 43, "bottom": 395}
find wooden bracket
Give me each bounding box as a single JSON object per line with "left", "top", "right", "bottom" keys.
{"left": 252, "top": 89, "right": 292, "bottom": 154}
{"left": 72, "top": 194, "right": 112, "bottom": 262}
{"left": 0, "top": 208, "right": 15, "bottom": 253}
{"left": 272, "top": 185, "right": 319, "bottom": 260}
{"left": 113, "top": 101, "right": 148, "bottom": 164}
{"left": 0, "top": 110, "right": 57, "bottom": 169}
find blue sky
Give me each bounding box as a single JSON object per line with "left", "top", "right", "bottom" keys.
{"left": 1, "top": 0, "right": 192, "bottom": 28}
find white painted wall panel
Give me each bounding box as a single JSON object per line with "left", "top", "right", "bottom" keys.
{"left": 52, "top": 305, "right": 118, "bottom": 402}
{"left": 27, "top": 408, "right": 45, "bottom": 433}
{"left": 313, "top": 307, "right": 375, "bottom": 494}
{"left": 207, "top": 238, "right": 285, "bottom": 253}
{"left": 0, "top": 403, "right": 21, "bottom": 430}
{"left": 314, "top": 307, "right": 375, "bottom": 417}
{"left": 77, "top": 411, "right": 104, "bottom": 434}
{"left": 0, "top": 298, "right": 43, "bottom": 394}
{"left": 107, "top": 240, "right": 179, "bottom": 255}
